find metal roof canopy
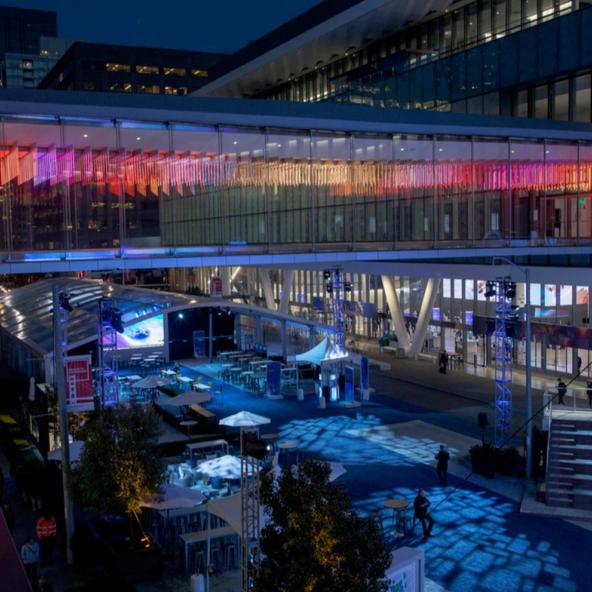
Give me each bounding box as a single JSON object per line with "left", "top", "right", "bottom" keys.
{"left": 0, "top": 278, "right": 315, "bottom": 357}
{"left": 1, "top": 88, "right": 592, "bottom": 142}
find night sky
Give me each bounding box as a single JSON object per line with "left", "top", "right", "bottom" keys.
{"left": 10, "top": 0, "right": 321, "bottom": 54}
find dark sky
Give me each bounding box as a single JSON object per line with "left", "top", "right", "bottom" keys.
{"left": 11, "top": 0, "right": 321, "bottom": 54}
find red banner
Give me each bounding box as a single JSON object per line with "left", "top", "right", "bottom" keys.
{"left": 65, "top": 356, "right": 93, "bottom": 407}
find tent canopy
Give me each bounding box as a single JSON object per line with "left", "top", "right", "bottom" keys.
{"left": 294, "top": 337, "right": 329, "bottom": 366}
{"left": 141, "top": 483, "right": 206, "bottom": 510}
{"left": 133, "top": 375, "right": 173, "bottom": 389}
{"left": 219, "top": 411, "right": 270, "bottom": 428}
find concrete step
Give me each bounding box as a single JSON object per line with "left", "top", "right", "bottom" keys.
{"left": 547, "top": 495, "right": 574, "bottom": 508}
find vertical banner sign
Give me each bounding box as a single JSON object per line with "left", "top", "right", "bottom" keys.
{"left": 267, "top": 361, "right": 282, "bottom": 398}
{"left": 193, "top": 330, "right": 206, "bottom": 358}
{"left": 361, "top": 356, "right": 369, "bottom": 391}
{"left": 65, "top": 355, "right": 93, "bottom": 407}
{"left": 345, "top": 365, "right": 354, "bottom": 404}
{"left": 210, "top": 276, "right": 223, "bottom": 298}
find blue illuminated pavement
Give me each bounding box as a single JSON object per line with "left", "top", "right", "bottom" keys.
{"left": 181, "top": 363, "right": 590, "bottom": 592}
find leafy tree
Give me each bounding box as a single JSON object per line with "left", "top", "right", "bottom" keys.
{"left": 255, "top": 459, "right": 390, "bottom": 592}
{"left": 71, "top": 404, "right": 163, "bottom": 541}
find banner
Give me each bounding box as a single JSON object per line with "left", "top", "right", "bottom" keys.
{"left": 193, "top": 330, "right": 206, "bottom": 358}
{"left": 65, "top": 356, "right": 93, "bottom": 407}
{"left": 267, "top": 361, "right": 282, "bottom": 398}
{"left": 210, "top": 276, "right": 222, "bottom": 297}
{"left": 361, "top": 356, "right": 369, "bottom": 391}
{"left": 344, "top": 366, "right": 354, "bottom": 404}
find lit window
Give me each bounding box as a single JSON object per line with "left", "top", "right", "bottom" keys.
{"left": 164, "top": 86, "right": 188, "bottom": 95}
{"left": 137, "top": 84, "right": 160, "bottom": 94}
{"left": 136, "top": 64, "right": 159, "bottom": 75}
{"left": 106, "top": 63, "right": 131, "bottom": 72}
{"left": 108, "top": 82, "right": 133, "bottom": 93}
{"left": 163, "top": 66, "right": 187, "bottom": 76}
{"left": 191, "top": 69, "right": 208, "bottom": 77}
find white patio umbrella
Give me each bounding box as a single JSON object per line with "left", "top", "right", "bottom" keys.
{"left": 132, "top": 375, "right": 173, "bottom": 390}
{"left": 197, "top": 454, "right": 255, "bottom": 480}
{"left": 47, "top": 440, "right": 85, "bottom": 464}
{"left": 219, "top": 411, "right": 270, "bottom": 428}
{"left": 141, "top": 483, "right": 206, "bottom": 510}
{"left": 167, "top": 390, "right": 212, "bottom": 407}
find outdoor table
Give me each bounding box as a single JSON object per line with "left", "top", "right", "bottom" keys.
{"left": 178, "top": 376, "right": 193, "bottom": 387}
{"left": 384, "top": 499, "right": 410, "bottom": 534}
{"left": 162, "top": 369, "right": 177, "bottom": 377}
{"left": 194, "top": 383, "right": 211, "bottom": 392}
{"left": 127, "top": 375, "right": 142, "bottom": 382}
{"left": 180, "top": 420, "right": 198, "bottom": 438}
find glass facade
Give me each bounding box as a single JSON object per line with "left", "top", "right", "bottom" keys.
{"left": 2, "top": 114, "right": 592, "bottom": 255}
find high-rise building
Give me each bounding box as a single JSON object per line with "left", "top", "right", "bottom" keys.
{"left": 198, "top": 0, "right": 592, "bottom": 123}
{"left": 38, "top": 42, "right": 226, "bottom": 95}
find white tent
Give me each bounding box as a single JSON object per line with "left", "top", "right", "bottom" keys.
{"left": 167, "top": 390, "right": 212, "bottom": 407}
{"left": 198, "top": 455, "right": 256, "bottom": 480}
{"left": 219, "top": 411, "right": 270, "bottom": 428}
{"left": 293, "top": 337, "right": 329, "bottom": 366}
{"left": 132, "top": 375, "right": 173, "bottom": 389}
{"left": 141, "top": 483, "right": 206, "bottom": 510}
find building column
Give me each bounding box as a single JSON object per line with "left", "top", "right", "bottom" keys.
{"left": 408, "top": 278, "right": 441, "bottom": 358}
{"left": 259, "top": 269, "right": 276, "bottom": 310}
{"left": 381, "top": 275, "right": 410, "bottom": 351}
{"left": 221, "top": 267, "right": 231, "bottom": 297}
{"left": 279, "top": 269, "right": 295, "bottom": 314}
{"left": 281, "top": 320, "right": 288, "bottom": 360}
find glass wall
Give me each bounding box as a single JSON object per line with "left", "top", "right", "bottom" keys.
{"left": 2, "top": 116, "right": 592, "bottom": 254}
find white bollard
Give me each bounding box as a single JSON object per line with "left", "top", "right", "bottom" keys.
{"left": 361, "top": 388, "right": 370, "bottom": 401}
{"left": 190, "top": 573, "right": 205, "bottom": 592}
{"left": 318, "top": 395, "right": 326, "bottom": 409}
{"left": 297, "top": 388, "right": 304, "bottom": 401}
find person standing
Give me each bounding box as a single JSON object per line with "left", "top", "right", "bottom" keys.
{"left": 413, "top": 489, "right": 434, "bottom": 539}
{"left": 36, "top": 511, "right": 57, "bottom": 565}
{"left": 435, "top": 445, "right": 450, "bottom": 486}
{"left": 587, "top": 381, "right": 592, "bottom": 409}
{"left": 20, "top": 536, "right": 39, "bottom": 582}
{"left": 577, "top": 356, "right": 583, "bottom": 374}
{"left": 557, "top": 379, "right": 567, "bottom": 405}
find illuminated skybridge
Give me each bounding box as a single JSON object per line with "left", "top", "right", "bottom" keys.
{"left": 2, "top": 89, "right": 592, "bottom": 273}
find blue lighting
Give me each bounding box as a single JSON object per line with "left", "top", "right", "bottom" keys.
{"left": 178, "top": 312, "right": 185, "bottom": 319}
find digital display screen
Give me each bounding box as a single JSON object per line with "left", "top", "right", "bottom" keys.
{"left": 103, "top": 314, "right": 164, "bottom": 349}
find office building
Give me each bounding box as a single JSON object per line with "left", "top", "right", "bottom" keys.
{"left": 198, "top": 0, "right": 592, "bottom": 123}
{"left": 38, "top": 42, "right": 226, "bottom": 95}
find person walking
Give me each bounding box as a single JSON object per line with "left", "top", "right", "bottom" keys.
{"left": 20, "top": 536, "right": 39, "bottom": 583}
{"left": 36, "top": 511, "right": 57, "bottom": 565}
{"left": 413, "top": 489, "right": 434, "bottom": 539}
{"left": 435, "top": 445, "right": 450, "bottom": 486}
{"left": 557, "top": 378, "right": 567, "bottom": 405}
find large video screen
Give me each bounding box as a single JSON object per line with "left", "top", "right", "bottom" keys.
{"left": 105, "top": 314, "right": 164, "bottom": 350}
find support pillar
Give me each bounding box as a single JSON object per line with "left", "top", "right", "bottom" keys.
{"left": 408, "top": 278, "right": 441, "bottom": 358}
{"left": 221, "top": 267, "right": 231, "bottom": 297}
{"left": 381, "top": 275, "right": 410, "bottom": 351}
{"left": 259, "top": 269, "right": 276, "bottom": 310}
{"left": 279, "top": 269, "right": 294, "bottom": 314}
{"left": 281, "top": 320, "right": 288, "bottom": 360}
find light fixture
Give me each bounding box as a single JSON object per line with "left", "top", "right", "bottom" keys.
{"left": 178, "top": 312, "right": 184, "bottom": 319}
{"left": 136, "top": 136, "right": 141, "bottom": 141}
{"left": 83, "top": 133, "right": 89, "bottom": 138}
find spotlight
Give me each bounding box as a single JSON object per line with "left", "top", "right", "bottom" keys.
{"left": 110, "top": 308, "right": 125, "bottom": 334}
{"left": 484, "top": 281, "right": 497, "bottom": 299}
{"left": 505, "top": 282, "right": 516, "bottom": 299}
{"left": 242, "top": 432, "right": 268, "bottom": 460}
{"left": 178, "top": 312, "right": 185, "bottom": 319}
{"left": 59, "top": 292, "right": 73, "bottom": 312}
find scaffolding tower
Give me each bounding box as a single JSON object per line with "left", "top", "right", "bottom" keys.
{"left": 494, "top": 278, "right": 515, "bottom": 448}
{"left": 97, "top": 298, "right": 119, "bottom": 407}
{"left": 240, "top": 428, "right": 262, "bottom": 592}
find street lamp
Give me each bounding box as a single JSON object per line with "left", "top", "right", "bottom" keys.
{"left": 493, "top": 257, "right": 532, "bottom": 480}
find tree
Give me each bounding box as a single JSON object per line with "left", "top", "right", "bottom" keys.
{"left": 255, "top": 459, "right": 390, "bottom": 592}
{"left": 71, "top": 404, "right": 163, "bottom": 542}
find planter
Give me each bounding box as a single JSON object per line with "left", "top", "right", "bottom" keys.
{"left": 104, "top": 535, "right": 162, "bottom": 583}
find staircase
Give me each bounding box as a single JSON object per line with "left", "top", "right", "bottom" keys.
{"left": 546, "top": 413, "right": 592, "bottom": 510}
